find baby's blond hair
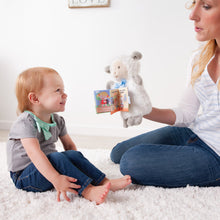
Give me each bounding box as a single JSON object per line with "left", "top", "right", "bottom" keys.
{"left": 16, "top": 67, "right": 58, "bottom": 114}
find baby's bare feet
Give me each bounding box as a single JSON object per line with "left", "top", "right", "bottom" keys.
{"left": 102, "top": 175, "right": 132, "bottom": 192}
{"left": 82, "top": 182, "right": 111, "bottom": 205}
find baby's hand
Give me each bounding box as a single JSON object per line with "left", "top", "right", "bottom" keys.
{"left": 52, "top": 175, "right": 81, "bottom": 202}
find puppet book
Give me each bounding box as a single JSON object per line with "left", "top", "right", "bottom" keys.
{"left": 94, "top": 87, "right": 129, "bottom": 114}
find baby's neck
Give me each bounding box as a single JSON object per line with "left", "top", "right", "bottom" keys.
{"left": 30, "top": 109, "right": 52, "bottom": 123}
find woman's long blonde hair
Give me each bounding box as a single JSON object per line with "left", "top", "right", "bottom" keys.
{"left": 191, "top": 40, "right": 217, "bottom": 87}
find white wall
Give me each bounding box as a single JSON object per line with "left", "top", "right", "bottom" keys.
{"left": 0, "top": 0, "right": 198, "bottom": 137}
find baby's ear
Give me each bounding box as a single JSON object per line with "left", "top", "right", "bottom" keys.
{"left": 105, "top": 65, "right": 111, "bottom": 74}
{"left": 28, "top": 92, "right": 39, "bottom": 104}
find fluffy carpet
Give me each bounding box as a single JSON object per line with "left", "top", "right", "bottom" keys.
{"left": 1, "top": 142, "right": 220, "bottom": 220}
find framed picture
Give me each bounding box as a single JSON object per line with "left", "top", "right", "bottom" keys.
{"left": 68, "top": 0, "right": 110, "bottom": 8}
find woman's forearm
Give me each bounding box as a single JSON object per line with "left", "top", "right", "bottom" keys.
{"left": 143, "top": 107, "right": 176, "bottom": 125}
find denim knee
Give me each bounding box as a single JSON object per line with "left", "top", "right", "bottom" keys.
{"left": 48, "top": 152, "right": 63, "bottom": 161}
{"left": 119, "top": 150, "right": 134, "bottom": 177}
{"left": 110, "top": 144, "right": 122, "bottom": 164}
{"left": 62, "top": 150, "right": 83, "bottom": 159}
{"left": 119, "top": 145, "right": 151, "bottom": 184}
{"left": 47, "top": 152, "right": 68, "bottom": 171}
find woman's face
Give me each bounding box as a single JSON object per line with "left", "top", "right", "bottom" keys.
{"left": 189, "top": 0, "right": 220, "bottom": 43}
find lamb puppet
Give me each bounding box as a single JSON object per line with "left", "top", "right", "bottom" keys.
{"left": 105, "top": 51, "right": 152, "bottom": 128}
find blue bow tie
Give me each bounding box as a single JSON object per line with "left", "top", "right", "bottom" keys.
{"left": 114, "top": 79, "right": 127, "bottom": 89}
{"left": 25, "top": 111, "right": 57, "bottom": 140}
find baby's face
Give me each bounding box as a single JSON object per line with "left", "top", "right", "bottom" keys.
{"left": 37, "top": 72, "right": 67, "bottom": 113}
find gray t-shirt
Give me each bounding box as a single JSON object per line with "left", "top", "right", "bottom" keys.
{"left": 7, "top": 111, "right": 67, "bottom": 172}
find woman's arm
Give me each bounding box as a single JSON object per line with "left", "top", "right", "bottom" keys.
{"left": 143, "top": 85, "right": 200, "bottom": 126}
{"left": 21, "top": 138, "right": 80, "bottom": 201}
{"left": 59, "top": 134, "right": 77, "bottom": 151}
{"left": 143, "top": 108, "right": 176, "bottom": 125}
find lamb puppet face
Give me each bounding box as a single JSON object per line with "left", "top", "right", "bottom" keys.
{"left": 105, "top": 51, "right": 142, "bottom": 84}
{"left": 110, "top": 60, "right": 128, "bottom": 82}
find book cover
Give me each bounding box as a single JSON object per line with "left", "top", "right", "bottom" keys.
{"left": 94, "top": 90, "right": 111, "bottom": 113}
{"left": 94, "top": 87, "right": 129, "bottom": 114}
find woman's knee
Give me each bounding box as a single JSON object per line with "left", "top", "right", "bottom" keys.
{"left": 110, "top": 144, "right": 123, "bottom": 164}
{"left": 119, "top": 145, "right": 146, "bottom": 176}
{"left": 120, "top": 152, "right": 142, "bottom": 184}
{"left": 119, "top": 144, "right": 158, "bottom": 184}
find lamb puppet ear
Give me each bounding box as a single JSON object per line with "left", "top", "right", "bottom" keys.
{"left": 131, "top": 51, "right": 142, "bottom": 60}
{"left": 105, "top": 65, "right": 111, "bottom": 74}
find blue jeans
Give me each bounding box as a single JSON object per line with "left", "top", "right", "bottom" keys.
{"left": 110, "top": 126, "right": 220, "bottom": 187}
{"left": 10, "top": 150, "right": 105, "bottom": 195}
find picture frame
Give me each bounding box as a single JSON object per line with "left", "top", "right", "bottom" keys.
{"left": 68, "top": 0, "right": 110, "bottom": 8}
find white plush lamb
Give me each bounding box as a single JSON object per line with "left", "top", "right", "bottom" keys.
{"left": 105, "top": 51, "right": 152, "bottom": 128}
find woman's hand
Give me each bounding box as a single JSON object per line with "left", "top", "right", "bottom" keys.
{"left": 52, "top": 175, "right": 81, "bottom": 202}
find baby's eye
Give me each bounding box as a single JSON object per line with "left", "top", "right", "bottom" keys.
{"left": 56, "top": 88, "right": 65, "bottom": 94}
{"left": 118, "top": 66, "right": 120, "bottom": 69}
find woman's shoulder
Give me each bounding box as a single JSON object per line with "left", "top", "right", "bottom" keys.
{"left": 185, "top": 50, "right": 202, "bottom": 85}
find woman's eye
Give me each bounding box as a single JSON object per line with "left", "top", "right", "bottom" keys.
{"left": 203, "top": 4, "right": 211, "bottom": 10}
{"left": 190, "top": 0, "right": 196, "bottom": 6}
{"left": 190, "top": 1, "right": 211, "bottom": 10}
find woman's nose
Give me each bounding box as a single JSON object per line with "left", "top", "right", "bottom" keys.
{"left": 189, "top": 5, "right": 200, "bottom": 21}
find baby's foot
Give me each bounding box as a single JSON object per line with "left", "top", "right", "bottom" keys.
{"left": 82, "top": 182, "right": 111, "bottom": 205}
{"left": 110, "top": 175, "right": 132, "bottom": 191}
{"left": 102, "top": 175, "right": 131, "bottom": 192}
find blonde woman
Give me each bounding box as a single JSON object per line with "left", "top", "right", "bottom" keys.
{"left": 111, "top": 0, "right": 220, "bottom": 187}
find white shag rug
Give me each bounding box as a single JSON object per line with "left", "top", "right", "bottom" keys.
{"left": 1, "top": 142, "right": 220, "bottom": 220}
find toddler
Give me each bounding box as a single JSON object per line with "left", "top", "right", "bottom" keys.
{"left": 7, "top": 67, "right": 131, "bottom": 204}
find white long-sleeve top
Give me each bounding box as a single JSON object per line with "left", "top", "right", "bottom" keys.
{"left": 173, "top": 55, "right": 220, "bottom": 156}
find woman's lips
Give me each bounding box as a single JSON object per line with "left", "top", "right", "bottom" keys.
{"left": 195, "top": 26, "right": 203, "bottom": 32}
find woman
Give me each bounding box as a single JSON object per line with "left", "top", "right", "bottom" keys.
{"left": 110, "top": 0, "right": 220, "bottom": 187}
